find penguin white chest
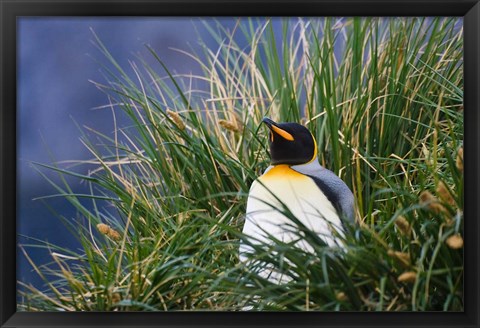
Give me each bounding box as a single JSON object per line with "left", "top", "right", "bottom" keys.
{"left": 242, "top": 164, "right": 343, "bottom": 255}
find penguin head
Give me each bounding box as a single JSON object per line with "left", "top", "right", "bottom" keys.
{"left": 262, "top": 117, "right": 317, "bottom": 165}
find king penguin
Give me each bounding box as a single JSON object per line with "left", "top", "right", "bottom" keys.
{"left": 240, "top": 118, "right": 354, "bottom": 277}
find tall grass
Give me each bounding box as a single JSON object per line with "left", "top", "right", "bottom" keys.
{"left": 18, "top": 17, "right": 463, "bottom": 311}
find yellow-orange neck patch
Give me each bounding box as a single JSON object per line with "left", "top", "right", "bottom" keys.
{"left": 261, "top": 164, "right": 306, "bottom": 180}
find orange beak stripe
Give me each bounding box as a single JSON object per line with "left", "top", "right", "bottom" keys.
{"left": 271, "top": 125, "right": 294, "bottom": 141}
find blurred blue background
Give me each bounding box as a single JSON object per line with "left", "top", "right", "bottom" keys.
{"left": 17, "top": 17, "right": 243, "bottom": 293}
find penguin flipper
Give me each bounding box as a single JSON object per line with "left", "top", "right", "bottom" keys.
{"left": 291, "top": 163, "right": 355, "bottom": 224}
{"left": 307, "top": 173, "right": 355, "bottom": 224}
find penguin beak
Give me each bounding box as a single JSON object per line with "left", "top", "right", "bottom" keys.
{"left": 262, "top": 117, "right": 294, "bottom": 141}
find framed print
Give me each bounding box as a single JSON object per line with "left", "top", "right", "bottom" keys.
{"left": 1, "top": 0, "right": 479, "bottom": 327}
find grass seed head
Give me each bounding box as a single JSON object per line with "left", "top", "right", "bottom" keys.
{"left": 419, "top": 190, "right": 435, "bottom": 204}
{"left": 394, "top": 216, "right": 411, "bottom": 236}
{"left": 96, "top": 223, "right": 121, "bottom": 241}
{"left": 219, "top": 119, "right": 241, "bottom": 133}
{"left": 107, "top": 229, "right": 122, "bottom": 241}
{"left": 166, "top": 109, "right": 186, "bottom": 130}
{"left": 397, "top": 271, "right": 417, "bottom": 283}
{"left": 436, "top": 181, "right": 455, "bottom": 206}
{"left": 419, "top": 191, "right": 447, "bottom": 214}
{"left": 97, "top": 223, "right": 111, "bottom": 235}
{"left": 335, "top": 292, "right": 348, "bottom": 302}
{"left": 446, "top": 234, "right": 463, "bottom": 249}
{"left": 111, "top": 292, "right": 122, "bottom": 304}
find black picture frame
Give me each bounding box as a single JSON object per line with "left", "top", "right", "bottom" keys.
{"left": 1, "top": 0, "right": 479, "bottom": 327}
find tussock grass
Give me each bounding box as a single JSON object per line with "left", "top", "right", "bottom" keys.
{"left": 19, "top": 17, "right": 463, "bottom": 311}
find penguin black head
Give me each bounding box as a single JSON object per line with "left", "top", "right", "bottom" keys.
{"left": 262, "top": 117, "right": 317, "bottom": 165}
